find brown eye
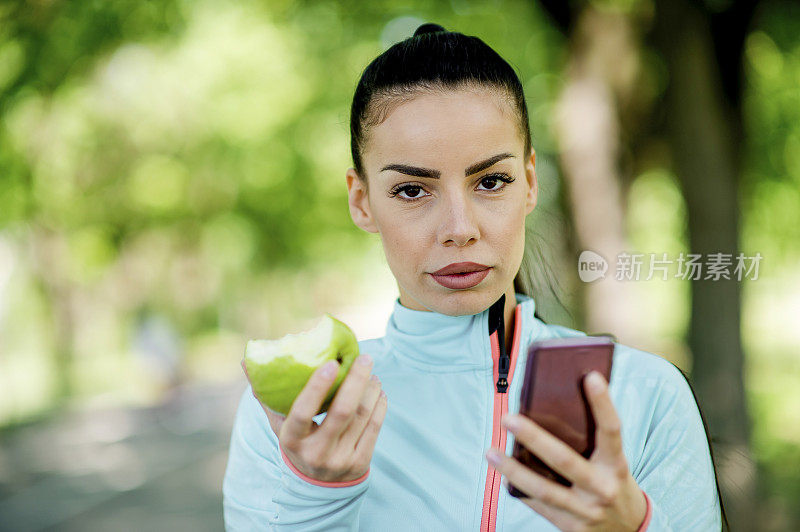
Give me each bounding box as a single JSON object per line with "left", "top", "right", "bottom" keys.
{"left": 480, "top": 177, "right": 500, "bottom": 190}
{"left": 478, "top": 173, "right": 515, "bottom": 192}
{"left": 389, "top": 184, "right": 430, "bottom": 201}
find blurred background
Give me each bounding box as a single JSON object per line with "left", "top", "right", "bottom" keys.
{"left": 0, "top": 0, "right": 797, "bottom": 530}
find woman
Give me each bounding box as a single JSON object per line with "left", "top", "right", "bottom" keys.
{"left": 223, "top": 23, "right": 724, "bottom": 531}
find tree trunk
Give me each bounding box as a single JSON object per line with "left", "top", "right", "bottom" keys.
{"left": 29, "top": 225, "right": 75, "bottom": 404}
{"left": 653, "top": 0, "right": 756, "bottom": 529}
{"left": 553, "top": 7, "right": 643, "bottom": 345}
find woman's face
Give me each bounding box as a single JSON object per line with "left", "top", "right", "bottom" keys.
{"left": 346, "top": 88, "right": 537, "bottom": 316}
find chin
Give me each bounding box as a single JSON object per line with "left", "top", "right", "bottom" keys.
{"left": 426, "top": 288, "right": 497, "bottom": 316}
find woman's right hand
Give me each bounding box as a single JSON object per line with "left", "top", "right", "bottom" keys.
{"left": 242, "top": 353, "right": 388, "bottom": 483}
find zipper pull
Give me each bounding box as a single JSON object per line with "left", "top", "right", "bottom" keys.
{"left": 489, "top": 293, "right": 509, "bottom": 394}
{"left": 496, "top": 353, "right": 509, "bottom": 393}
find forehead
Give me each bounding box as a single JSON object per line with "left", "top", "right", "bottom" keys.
{"left": 363, "top": 89, "right": 522, "bottom": 169}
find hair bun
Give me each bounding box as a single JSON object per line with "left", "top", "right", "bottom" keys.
{"left": 413, "top": 23, "right": 446, "bottom": 37}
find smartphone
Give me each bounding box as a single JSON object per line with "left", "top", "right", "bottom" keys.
{"left": 507, "top": 335, "right": 614, "bottom": 498}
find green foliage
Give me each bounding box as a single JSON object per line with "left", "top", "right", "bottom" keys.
{"left": 0, "top": 0, "right": 565, "bottom": 417}
{"left": 742, "top": 4, "right": 800, "bottom": 262}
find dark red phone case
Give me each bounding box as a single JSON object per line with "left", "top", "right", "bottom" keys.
{"left": 507, "top": 336, "right": 614, "bottom": 498}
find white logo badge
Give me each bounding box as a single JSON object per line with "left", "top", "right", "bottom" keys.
{"left": 578, "top": 250, "right": 607, "bottom": 283}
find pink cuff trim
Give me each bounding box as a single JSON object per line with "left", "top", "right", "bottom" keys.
{"left": 637, "top": 490, "right": 652, "bottom": 532}
{"left": 279, "top": 446, "right": 369, "bottom": 488}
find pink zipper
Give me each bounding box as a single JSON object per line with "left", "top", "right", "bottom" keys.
{"left": 480, "top": 304, "right": 522, "bottom": 531}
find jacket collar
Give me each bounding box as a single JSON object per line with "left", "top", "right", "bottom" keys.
{"left": 383, "top": 292, "right": 538, "bottom": 372}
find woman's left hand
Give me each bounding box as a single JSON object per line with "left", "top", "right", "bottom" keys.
{"left": 485, "top": 371, "right": 648, "bottom": 531}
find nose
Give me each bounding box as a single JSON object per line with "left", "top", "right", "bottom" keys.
{"left": 438, "top": 189, "right": 480, "bottom": 247}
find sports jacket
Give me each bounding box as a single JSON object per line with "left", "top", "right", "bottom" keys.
{"left": 223, "top": 292, "right": 722, "bottom": 531}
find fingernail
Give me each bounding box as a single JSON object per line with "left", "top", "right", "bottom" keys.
{"left": 587, "top": 371, "right": 604, "bottom": 390}
{"left": 358, "top": 353, "right": 372, "bottom": 366}
{"left": 503, "top": 415, "right": 519, "bottom": 431}
{"left": 322, "top": 360, "right": 338, "bottom": 377}
{"left": 486, "top": 449, "right": 501, "bottom": 466}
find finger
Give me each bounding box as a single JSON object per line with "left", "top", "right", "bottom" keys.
{"left": 502, "top": 414, "right": 596, "bottom": 490}
{"left": 263, "top": 405, "right": 286, "bottom": 438}
{"left": 247, "top": 382, "right": 283, "bottom": 431}
{"left": 282, "top": 360, "right": 340, "bottom": 441}
{"left": 338, "top": 374, "right": 382, "bottom": 450}
{"left": 317, "top": 353, "right": 374, "bottom": 441}
{"left": 488, "top": 450, "right": 597, "bottom": 521}
{"left": 353, "top": 388, "right": 388, "bottom": 463}
{"left": 516, "top": 487, "right": 586, "bottom": 532}
{"left": 584, "top": 371, "right": 626, "bottom": 467}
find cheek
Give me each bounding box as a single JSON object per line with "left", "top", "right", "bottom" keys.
{"left": 373, "top": 200, "right": 427, "bottom": 245}
{"left": 488, "top": 203, "right": 526, "bottom": 243}
{"left": 379, "top": 222, "right": 424, "bottom": 269}
{"left": 485, "top": 208, "right": 528, "bottom": 273}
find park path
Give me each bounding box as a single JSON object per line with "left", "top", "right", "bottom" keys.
{"left": 0, "top": 380, "right": 246, "bottom": 532}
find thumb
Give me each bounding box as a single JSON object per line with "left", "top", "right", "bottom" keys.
{"left": 263, "top": 405, "right": 286, "bottom": 438}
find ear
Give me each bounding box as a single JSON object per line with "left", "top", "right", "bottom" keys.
{"left": 524, "top": 149, "right": 537, "bottom": 215}
{"left": 346, "top": 168, "right": 379, "bottom": 233}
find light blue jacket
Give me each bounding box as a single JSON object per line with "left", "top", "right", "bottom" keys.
{"left": 223, "top": 293, "right": 722, "bottom": 531}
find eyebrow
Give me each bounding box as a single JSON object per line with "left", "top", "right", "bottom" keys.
{"left": 379, "top": 152, "right": 515, "bottom": 178}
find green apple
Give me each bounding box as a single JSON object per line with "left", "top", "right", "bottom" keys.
{"left": 244, "top": 313, "right": 360, "bottom": 416}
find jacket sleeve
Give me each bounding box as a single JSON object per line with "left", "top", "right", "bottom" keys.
{"left": 222, "top": 386, "right": 371, "bottom": 531}
{"left": 632, "top": 362, "right": 723, "bottom": 531}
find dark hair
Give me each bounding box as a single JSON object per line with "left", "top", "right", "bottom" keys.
{"left": 349, "top": 23, "right": 531, "bottom": 182}
{"left": 349, "top": 22, "right": 560, "bottom": 321}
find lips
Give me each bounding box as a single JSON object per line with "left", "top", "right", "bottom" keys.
{"left": 431, "top": 262, "right": 490, "bottom": 276}
{"left": 429, "top": 268, "right": 491, "bottom": 289}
